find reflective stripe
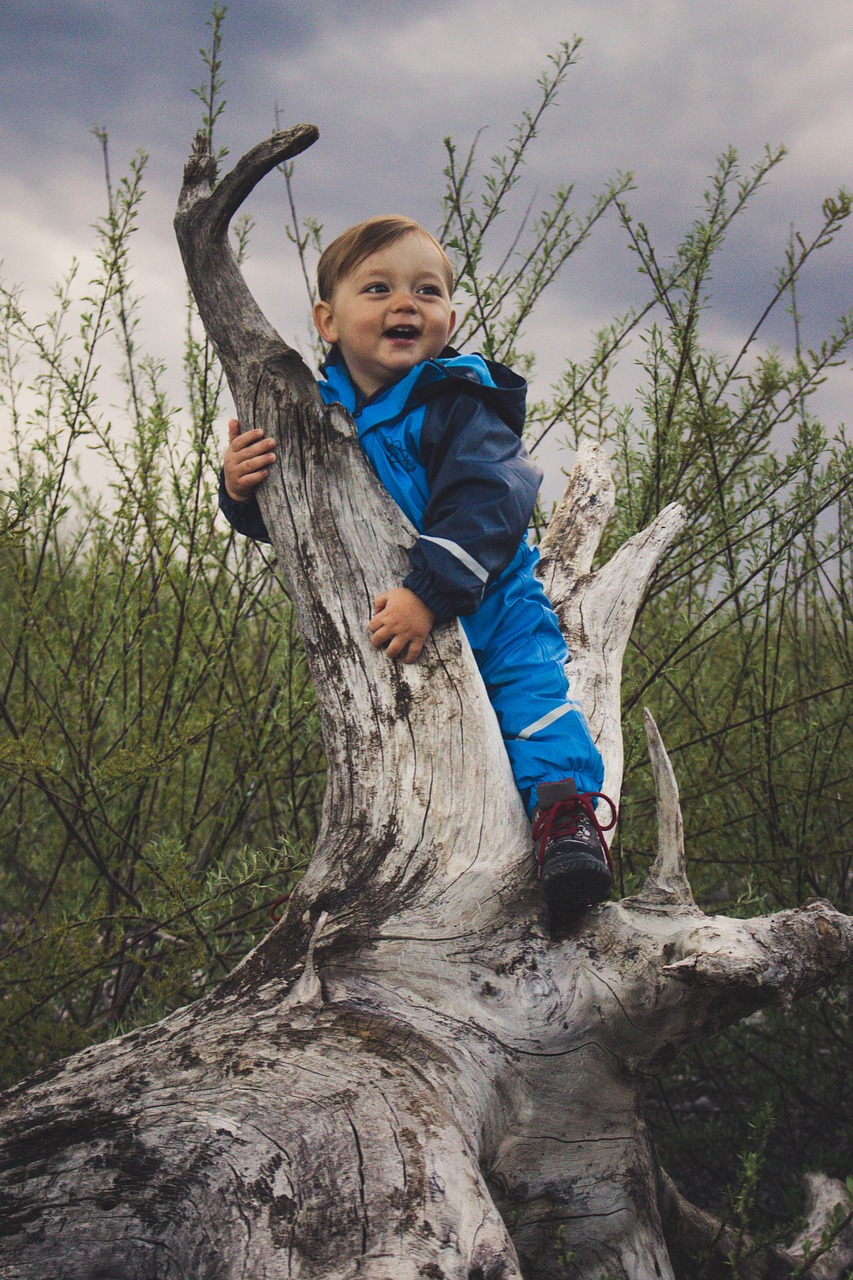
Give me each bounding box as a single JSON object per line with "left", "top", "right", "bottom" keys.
{"left": 517, "top": 701, "right": 576, "bottom": 741}
{"left": 419, "top": 535, "right": 489, "bottom": 584}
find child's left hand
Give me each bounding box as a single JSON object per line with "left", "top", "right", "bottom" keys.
{"left": 369, "top": 588, "right": 435, "bottom": 664}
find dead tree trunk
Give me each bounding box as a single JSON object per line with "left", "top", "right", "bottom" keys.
{"left": 0, "top": 128, "right": 851, "bottom": 1280}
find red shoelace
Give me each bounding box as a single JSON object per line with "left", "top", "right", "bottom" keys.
{"left": 532, "top": 791, "right": 618, "bottom": 879}
{"left": 268, "top": 893, "right": 292, "bottom": 923}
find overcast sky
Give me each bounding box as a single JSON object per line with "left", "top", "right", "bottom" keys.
{"left": 2, "top": 0, "right": 852, "bottom": 488}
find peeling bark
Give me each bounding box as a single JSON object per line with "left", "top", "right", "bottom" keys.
{"left": 0, "top": 128, "right": 851, "bottom": 1280}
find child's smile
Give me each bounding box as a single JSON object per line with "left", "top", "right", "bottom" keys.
{"left": 313, "top": 233, "right": 456, "bottom": 398}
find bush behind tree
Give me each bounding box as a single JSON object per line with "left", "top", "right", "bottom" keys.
{"left": 0, "top": 103, "right": 323, "bottom": 1082}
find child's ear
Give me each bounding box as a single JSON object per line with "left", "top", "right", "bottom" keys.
{"left": 313, "top": 300, "right": 337, "bottom": 344}
{"left": 447, "top": 308, "right": 457, "bottom": 341}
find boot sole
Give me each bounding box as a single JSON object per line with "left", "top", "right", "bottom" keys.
{"left": 541, "top": 850, "right": 613, "bottom": 917}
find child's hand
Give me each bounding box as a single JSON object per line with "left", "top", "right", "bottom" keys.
{"left": 369, "top": 588, "right": 435, "bottom": 664}
{"left": 223, "top": 418, "right": 277, "bottom": 502}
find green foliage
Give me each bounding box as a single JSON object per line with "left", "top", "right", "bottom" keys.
{"left": 440, "top": 38, "right": 633, "bottom": 373}
{"left": 579, "top": 145, "right": 853, "bottom": 1233}
{"left": 723, "top": 1105, "right": 779, "bottom": 1277}
{"left": 0, "top": 38, "right": 322, "bottom": 1086}
{"left": 791, "top": 1181, "right": 853, "bottom": 1278}
{"left": 193, "top": 3, "right": 229, "bottom": 162}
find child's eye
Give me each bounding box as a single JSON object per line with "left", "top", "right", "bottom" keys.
{"left": 418, "top": 285, "right": 442, "bottom": 296}
{"left": 364, "top": 282, "right": 389, "bottom": 294}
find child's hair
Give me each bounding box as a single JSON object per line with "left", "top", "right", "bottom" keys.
{"left": 316, "top": 216, "right": 454, "bottom": 302}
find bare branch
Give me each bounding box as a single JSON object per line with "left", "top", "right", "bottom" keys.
{"left": 638, "top": 709, "right": 696, "bottom": 907}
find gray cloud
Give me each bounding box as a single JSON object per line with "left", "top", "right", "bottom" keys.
{"left": 2, "top": 0, "right": 851, "bottom": 484}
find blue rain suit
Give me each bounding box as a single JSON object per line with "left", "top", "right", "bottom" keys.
{"left": 219, "top": 348, "right": 603, "bottom": 814}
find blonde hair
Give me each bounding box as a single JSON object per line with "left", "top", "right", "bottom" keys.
{"left": 316, "top": 216, "right": 454, "bottom": 301}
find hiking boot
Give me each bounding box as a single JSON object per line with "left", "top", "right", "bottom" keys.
{"left": 532, "top": 779, "right": 617, "bottom": 918}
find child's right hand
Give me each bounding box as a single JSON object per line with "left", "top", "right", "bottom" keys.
{"left": 223, "top": 418, "right": 277, "bottom": 502}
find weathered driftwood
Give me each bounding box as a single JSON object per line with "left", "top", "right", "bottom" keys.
{"left": 0, "top": 128, "right": 851, "bottom": 1280}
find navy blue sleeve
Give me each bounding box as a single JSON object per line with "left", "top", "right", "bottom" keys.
{"left": 218, "top": 469, "right": 272, "bottom": 543}
{"left": 403, "top": 395, "right": 542, "bottom": 621}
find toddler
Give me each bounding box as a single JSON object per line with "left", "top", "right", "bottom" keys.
{"left": 220, "top": 216, "right": 616, "bottom": 915}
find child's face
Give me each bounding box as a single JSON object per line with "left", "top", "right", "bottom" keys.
{"left": 313, "top": 233, "right": 456, "bottom": 398}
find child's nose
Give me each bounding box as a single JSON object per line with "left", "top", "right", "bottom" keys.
{"left": 390, "top": 291, "right": 417, "bottom": 311}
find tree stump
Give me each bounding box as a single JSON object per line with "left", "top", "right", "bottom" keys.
{"left": 0, "top": 127, "right": 851, "bottom": 1280}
